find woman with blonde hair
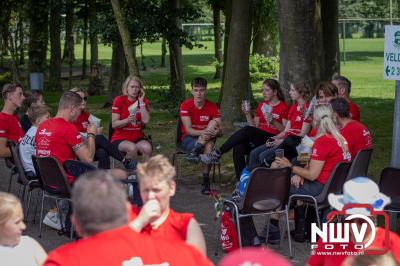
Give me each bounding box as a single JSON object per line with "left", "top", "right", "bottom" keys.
{"left": 0, "top": 192, "right": 46, "bottom": 265}
{"left": 111, "top": 75, "right": 152, "bottom": 166}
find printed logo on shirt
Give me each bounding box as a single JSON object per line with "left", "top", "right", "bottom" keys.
{"left": 272, "top": 113, "right": 280, "bottom": 120}
{"left": 76, "top": 134, "right": 82, "bottom": 140}
{"left": 39, "top": 129, "right": 52, "bottom": 137}
{"left": 112, "top": 107, "right": 119, "bottom": 110}
{"left": 180, "top": 110, "right": 188, "bottom": 114}
{"left": 295, "top": 115, "right": 303, "bottom": 122}
{"left": 37, "top": 149, "right": 51, "bottom": 157}
{"left": 312, "top": 148, "right": 318, "bottom": 157}
{"left": 39, "top": 137, "right": 50, "bottom": 147}
{"left": 122, "top": 257, "right": 169, "bottom": 266}
{"left": 0, "top": 130, "right": 5, "bottom": 133}
{"left": 199, "top": 115, "right": 210, "bottom": 122}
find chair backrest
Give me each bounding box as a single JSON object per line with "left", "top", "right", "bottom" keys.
{"left": 315, "top": 161, "right": 352, "bottom": 204}
{"left": 346, "top": 148, "right": 374, "bottom": 180}
{"left": 240, "top": 167, "right": 291, "bottom": 213}
{"left": 379, "top": 167, "right": 400, "bottom": 199}
{"left": 32, "top": 156, "right": 71, "bottom": 198}
{"left": 63, "top": 160, "right": 96, "bottom": 179}
{"left": 8, "top": 140, "right": 32, "bottom": 185}
{"left": 108, "top": 122, "right": 115, "bottom": 141}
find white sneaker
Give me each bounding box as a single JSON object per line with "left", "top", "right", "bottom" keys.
{"left": 43, "top": 208, "right": 62, "bottom": 230}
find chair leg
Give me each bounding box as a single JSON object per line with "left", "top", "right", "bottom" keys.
{"left": 218, "top": 163, "right": 222, "bottom": 184}
{"left": 33, "top": 190, "right": 40, "bottom": 223}
{"left": 265, "top": 215, "right": 271, "bottom": 246}
{"left": 7, "top": 171, "right": 14, "bottom": 192}
{"left": 25, "top": 190, "right": 32, "bottom": 222}
{"left": 214, "top": 213, "right": 222, "bottom": 256}
{"left": 212, "top": 164, "right": 216, "bottom": 183}
{"left": 233, "top": 210, "right": 242, "bottom": 248}
{"left": 314, "top": 203, "right": 321, "bottom": 229}
{"left": 38, "top": 192, "right": 45, "bottom": 238}
{"left": 285, "top": 205, "right": 293, "bottom": 258}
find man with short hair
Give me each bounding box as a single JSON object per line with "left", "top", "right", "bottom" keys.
{"left": 35, "top": 91, "right": 97, "bottom": 183}
{"left": 179, "top": 77, "right": 222, "bottom": 194}
{"left": 330, "top": 98, "right": 373, "bottom": 158}
{"left": 332, "top": 75, "right": 360, "bottom": 121}
{"left": 44, "top": 171, "right": 213, "bottom": 266}
{"left": 0, "top": 83, "right": 25, "bottom": 158}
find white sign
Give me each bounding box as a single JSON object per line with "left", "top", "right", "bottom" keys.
{"left": 384, "top": 25, "right": 400, "bottom": 80}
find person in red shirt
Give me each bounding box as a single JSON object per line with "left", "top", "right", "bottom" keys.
{"left": 330, "top": 98, "right": 373, "bottom": 158}
{"left": 332, "top": 75, "right": 360, "bottom": 121}
{"left": 200, "top": 79, "right": 288, "bottom": 180}
{"left": 0, "top": 83, "right": 25, "bottom": 158}
{"left": 274, "top": 103, "right": 351, "bottom": 242}
{"left": 111, "top": 75, "right": 151, "bottom": 166}
{"left": 129, "top": 155, "right": 206, "bottom": 255}
{"left": 44, "top": 170, "right": 213, "bottom": 266}
{"left": 179, "top": 77, "right": 221, "bottom": 194}
{"left": 35, "top": 91, "right": 97, "bottom": 183}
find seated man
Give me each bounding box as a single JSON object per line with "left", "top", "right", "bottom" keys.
{"left": 179, "top": 77, "right": 221, "bottom": 195}
{"left": 0, "top": 83, "right": 25, "bottom": 158}
{"left": 44, "top": 170, "right": 213, "bottom": 266}
{"left": 332, "top": 75, "right": 360, "bottom": 121}
{"left": 330, "top": 98, "right": 373, "bottom": 158}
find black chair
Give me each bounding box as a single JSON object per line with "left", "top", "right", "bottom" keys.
{"left": 5, "top": 157, "right": 18, "bottom": 192}
{"left": 346, "top": 148, "right": 374, "bottom": 180}
{"left": 8, "top": 141, "right": 40, "bottom": 221}
{"left": 32, "top": 156, "right": 73, "bottom": 238}
{"left": 172, "top": 118, "right": 221, "bottom": 188}
{"left": 379, "top": 167, "right": 400, "bottom": 231}
{"left": 288, "top": 161, "right": 352, "bottom": 228}
{"left": 223, "top": 167, "right": 292, "bottom": 256}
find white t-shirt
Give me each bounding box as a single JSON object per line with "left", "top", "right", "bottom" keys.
{"left": 19, "top": 126, "right": 37, "bottom": 174}
{"left": 0, "top": 235, "right": 46, "bottom": 266}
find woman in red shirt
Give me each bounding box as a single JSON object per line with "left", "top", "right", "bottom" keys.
{"left": 111, "top": 75, "right": 152, "bottom": 165}
{"left": 129, "top": 155, "right": 206, "bottom": 255}
{"left": 200, "top": 79, "right": 288, "bottom": 180}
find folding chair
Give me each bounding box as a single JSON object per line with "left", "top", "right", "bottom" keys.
{"left": 32, "top": 156, "right": 73, "bottom": 238}
{"left": 378, "top": 167, "right": 400, "bottom": 231}
{"left": 172, "top": 118, "right": 221, "bottom": 188}
{"left": 5, "top": 157, "right": 18, "bottom": 192}
{"left": 288, "top": 161, "right": 352, "bottom": 229}
{"left": 223, "top": 167, "right": 292, "bottom": 257}
{"left": 346, "top": 148, "right": 373, "bottom": 180}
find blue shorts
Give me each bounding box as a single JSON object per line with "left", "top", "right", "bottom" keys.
{"left": 180, "top": 135, "right": 198, "bottom": 152}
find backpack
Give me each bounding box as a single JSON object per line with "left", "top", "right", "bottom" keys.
{"left": 220, "top": 209, "right": 239, "bottom": 253}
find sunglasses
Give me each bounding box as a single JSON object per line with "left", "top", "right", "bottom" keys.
{"left": 82, "top": 96, "right": 88, "bottom": 101}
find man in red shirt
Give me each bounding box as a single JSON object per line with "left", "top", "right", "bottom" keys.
{"left": 330, "top": 98, "right": 373, "bottom": 158}
{"left": 179, "top": 77, "right": 221, "bottom": 194}
{"left": 35, "top": 91, "right": 97, "bottom": 183}
{"left": 44, "top": 170, "right": 213, "bottom": 266}
{"left": 0, "top": 83, "right": 25, "bottom": 158}
{"left": 332, "top": 75, "right": 360, "bottom": 121}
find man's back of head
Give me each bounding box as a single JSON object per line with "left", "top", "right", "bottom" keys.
{"left": 330, "top": 97, "right": 350, "bottom": 119}
{"left": 58, "top": 91, "right": 83, "bottom": 111}
{"left": 332, "top": 75, "right": 352, "bottom": 97}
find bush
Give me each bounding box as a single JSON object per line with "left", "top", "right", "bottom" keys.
{"left": 249, "top": 54, "right": 279, "bottom": 83}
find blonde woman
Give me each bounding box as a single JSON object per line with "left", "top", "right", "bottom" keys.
{"left": 0, "top": 192, "right": 46, "bottom": 266}
{"left": 111, "top": 75, "right": 151, "bottom": 165}
{"left": 129, "top": 155, "right": 207, "bottom": 255}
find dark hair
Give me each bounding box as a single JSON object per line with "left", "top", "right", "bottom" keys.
{"left": 330, "top": 97, "right": 350, "bottom": 118}
{"left": 292, "top": 81, "right": 311, "bottom": 101}
{"left": 263, "top": 79, "right": 285, "bottom": 102}
{"left": 315, "top": 82, "right": 338, "bottom": 98}
{"left": 21, "top": 90, "right": 43, "bottom": 112}
{"left": 58, "top": 91, "right": 83, "bottom": 110}
{"left": 332, "top": 75, "right": 351, "bottom": 94}
{"left": 191, "top": 77, "right": 207, "bottom": 89}
{"left": 27, "top": 105, "right": 50, "bottom": 124}
{"left": 2, "top": 83, "right": 22, "bottom": 100}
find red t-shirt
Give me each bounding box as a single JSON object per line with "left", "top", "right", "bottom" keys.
{"left": 348, "top": 101, "right": 360, "bottom": 121}
{"left": 44, "top": 226, "right": 213, "bottom": 266}
{"left": 0, "top": 112, "right": 24, "bottom": 143}
{"left": 310, "top": 134, "right": 351, "bottom": 184}
{"left": 179, "top": 98, "right": 220, "bottom": 139}
{"left": 75, "top": 111, "right": 90, "bottom": 133}
{"left": 285, "top": 102, "right": 311, "bottom": 137}
{"left": 111, "top": 96, "right": 149, "bottom": 143}
{"left": 308, "top": 227, "right": 400, "bottom": 266}
{"left": 130, "top": 206, "right": 193, "bottom": 241}
{"left": 308, "top": 127, "right": 318, "bottom": 138}
{"left": 340, "top": 120, "right": 373, "bottom": 158}
{"left": 255, "top": 101, "right": 289, "bottom": 135}
{"left": 35, "top": 118, "right": 83, "bottom": 183}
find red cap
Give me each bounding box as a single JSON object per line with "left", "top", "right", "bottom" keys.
{"left": 219, "top": 247, "right": 291, "bottom": 266}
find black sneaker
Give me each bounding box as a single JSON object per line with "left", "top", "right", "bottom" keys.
{"left": 200, "top": 184, "right": 211, "bottom": 195}
{"left": 200, "top": 149, "right": 221, "bottom": 164}
{"left": 186, "top": 152, "right": 200, "bottom": 163}
{"left": 123, "top": 158, "right": 137, "bottom": 170}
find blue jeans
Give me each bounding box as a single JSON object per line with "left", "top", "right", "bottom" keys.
{"left": 248, "top": 145, "right": 277, "bottom": 169}
{"left": 180, "top": 135, "right": 198, "bottom": 152}
{"left": 289, "top": 179, "right": 324, "bottom": 196}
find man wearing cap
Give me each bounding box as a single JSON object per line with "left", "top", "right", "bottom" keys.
{"left": 0, "top": 83, "right": 25, "bottom": 158}
{"left": 307, "top": 177, "right": 400, "bottom": 266}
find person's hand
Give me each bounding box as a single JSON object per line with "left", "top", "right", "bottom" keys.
{"left": 86, "top": 123, "right": 97, "bottom": 135}
{"left": 204, "top": 126, "right": 218, "bottom": 137}
{"left": 97, "top": 127, "right": 103, "bottom": 135}
{"left": 136, "top": 199, "right": 161, "bottom": 227}
{"left": 272, "top": 138, "right": 283, "bottom": 147}
{"left": 139, "top": 89, "right": 146, "bottom": 103}
{"left": 274, "top": 156, "right": 291, "bottom": 168}
{"left": 241, "top": 102, "right": 251, "bottom": 115}
{"left": 291, "top": 175, "right": 304, "bottom": 188}
{"left": 126, "top": 114, "right": 136, "bottom": 123}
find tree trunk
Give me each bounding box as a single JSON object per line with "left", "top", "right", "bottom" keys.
{"left": 167, "top": 0, "right": 185, "bottom": 103}
{"left": 160, "top": 37, "right": 166, "bottom": 67}
{"left": 18, "top": 15, "right": 25, "bottom": 65}
{"left": 88, "top": 0, "right": 101, "bottom": 95}
{"left": 110, "top": 0, "right": 140, "bottom": 76}
{"left": 252, "top": 0, "right": 278, "bottom": 57}
{"left": 213, "top": 4, "right": 222, "bottom": 79}
{"left": 28, "top": 0, "right": 48, "bottom": 75}
{"left": 218, "top": 0, "right": 232, "bottom": 105}
{"left": 321, "top": 0, "right": 339, "bottom": 80}
{"left": 278, "top": 0, "right": 323, "bottom": 100}
{"left": 220, "top": 0, "right": 253, "bottom": 129}
{"left": 105, "top": 38, "right": 126, "bottom": 107}
{"left": 49, "top": 0, "right": 62, "bottom": 91}
{"left": 62, "top": 0, "right": 75, "bottom": 63}
{"left": 81, "top": 0, "right": 88, "bottom": 79}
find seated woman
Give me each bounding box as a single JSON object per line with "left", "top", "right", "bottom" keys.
{"left": 200, "top": 79, "right": 288, "bottom": 180}
{"left": 111, "top": 75, "right": 152, "bottom": 164}
{"left": 0, "top": 192, "right": 47, "bottom": 266}
{"left": 248, "top": 82, "right": 312, "bottom": 168}
{"left": 19, "top": 90, "right": 46, "bottom": 133}
{"left": 129, "top": 155, "right": 206, "bottom": 255}
{"left": 70, "top": 88, "right": 135, "bottom": 170}
{"left": 273, "top": 104, "right": 351, "bottom": 242}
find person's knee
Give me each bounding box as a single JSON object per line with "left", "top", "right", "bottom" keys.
{"left": 120, "top": 142, "right": 137, "bottom": 156}
{"left": 139, "top": 142, "right": 152, "bottom": 156}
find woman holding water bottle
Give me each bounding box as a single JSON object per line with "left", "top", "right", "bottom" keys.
{"left": 200, "top": 78, "right": 289, "bottom": 180}
{"left": 111, "top": 75, "right": 152, "bottom": 167}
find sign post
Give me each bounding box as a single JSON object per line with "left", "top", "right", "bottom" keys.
{"left": 384, "top": 25, "right": 400, "bottom": 167}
